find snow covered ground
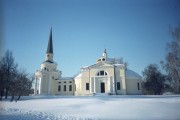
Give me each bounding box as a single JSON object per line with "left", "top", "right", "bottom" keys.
{"left": 0, "top": 95, "right": 180, "bottom": 120}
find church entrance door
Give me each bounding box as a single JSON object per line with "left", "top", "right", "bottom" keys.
{"left": 101, "top": 82, "right": 105, "bottom": 93}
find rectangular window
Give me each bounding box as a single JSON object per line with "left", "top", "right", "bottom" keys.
{"left": 64, "top": 85, "right": 66, "bottom": 91}
{"left": 58, "top": 85, "right": 61, "bottom": 91}
{"left": 137, "top": 83, "right": 140, "bottom": 90}
{"left": 86, "top": 83, "right": 89, "bottom": 90}
{"left": 69, "top": 85, "right": 72, "bottom": 91}
{"left": 117, "top": 82, "right": 121, "bottom": 90}
{"left": 100, "top": 71, "right": 104, "bottom": 75}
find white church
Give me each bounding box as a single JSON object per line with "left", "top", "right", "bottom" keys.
{"left": 34, "top": 28, "right": 142, "bottom": 96}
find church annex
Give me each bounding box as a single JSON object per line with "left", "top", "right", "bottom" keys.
{"left": 34, "top": 28, "right": 142, "bottom": 96}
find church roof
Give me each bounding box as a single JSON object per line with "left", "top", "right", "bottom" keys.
{"left": 126, "top": 69, "right": 142, "bottom": 79}
{"left": 60, "top": 77, "right": 74, "bottom": 80}
{"left": 46, "top": 27, "right": 53, "bottom": 53}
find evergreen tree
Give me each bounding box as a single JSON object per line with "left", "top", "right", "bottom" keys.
{"left": 142, "top": 64, "right": 166, "bottom": 95}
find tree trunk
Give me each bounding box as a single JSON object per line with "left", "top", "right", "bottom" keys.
{"left": 10, "top": 94, "right": 14, "bottom": 102}
{"left": 154, "top": 90, "right": 157, "bottom": 95}
{"left": 17, "top": 92, "right": 23, "bottom": 100}
{"left": 177, "top": 79, "right": 180, "bottom": 94}
{"left": 0, "top": 89, "right": 4, "bottom": 100}
{"left": 5, "top": 88, "right": 9, "bottom": 99}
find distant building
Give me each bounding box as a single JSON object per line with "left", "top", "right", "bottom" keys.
{"left": 34, "top": 28, "right": 142, "bottom": 96}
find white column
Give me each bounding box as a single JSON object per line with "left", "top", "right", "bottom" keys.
{"left": 90, "top": 77, "right": 93, "bottom": 93}
{"left": 94, "top": 77, "right": 96, "bottom": 93}
{"left": 34, "top": 77, "right": 37, "bottom": 95}
{"left": 113, "top": 76, "right": 115, "bottom": 93}
{"left": 40, "top": 75, "right": 43, "bottom": 94}
{"left": 38, "top": 78, "right": 41, "bottom": 94}
{"left": 108, "top": 77, "right": 111, "bottom": 93}
{"left": 48, "top": 74, "right": 51, "bottom": 94}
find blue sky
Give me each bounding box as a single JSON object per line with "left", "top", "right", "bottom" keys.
{"left": 1, "top": 0, "right": 180, "bottom": 77}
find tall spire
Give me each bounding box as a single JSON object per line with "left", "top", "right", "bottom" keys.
{"left": 104, "top": 48, "right": 106, "bottom": 53}
{"left": 46, "top": 27, "right": 53, "bottom": 54}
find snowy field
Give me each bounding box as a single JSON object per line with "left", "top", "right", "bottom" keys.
{"left": 0, "top": 95, "right": 180, "bottom": 120}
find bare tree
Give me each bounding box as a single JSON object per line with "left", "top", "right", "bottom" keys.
{"left": 10, "top": 69, "right": 32, "bottom": 102}
{"left": 0, "top": 50, "right": 34, "bottom": 101}
{"left": 162, "top": 25, "right": 180, "bottom": 94}
{"left": 0, "top": 62, "right": 5, "bottom": 100}
{"left": 0, "top": 50, "right": 18, "bottom": 99}
{"left": 114, "top": 57, "right": 128, "bottom": 68}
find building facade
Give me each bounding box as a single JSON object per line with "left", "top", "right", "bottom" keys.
{"left": 34, "top": 28, "right": 142, "bottom": 96}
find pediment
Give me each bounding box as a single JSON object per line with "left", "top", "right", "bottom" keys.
{"left": 88, "top": 62, "right": 114, "bottom": 69}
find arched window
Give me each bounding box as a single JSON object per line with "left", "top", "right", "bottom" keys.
{"left": 69, "top": 85, "right": 72, "bottom": 91}
{"left": 58, "top": 85, "right": 61, "bottom": 91}
{"left": 64, "top": 85, "right": 66, "bottom": 91}
{"left": 96, "top": 70, "right": 108, "bottom": 76}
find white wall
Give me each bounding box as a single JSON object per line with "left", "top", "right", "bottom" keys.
{"left": 126, "top": 78, "right": 142, "bottom": 95}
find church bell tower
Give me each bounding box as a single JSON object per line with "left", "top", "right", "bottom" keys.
{"left": 35, "top": 27, "right": 62, "bottom": 95}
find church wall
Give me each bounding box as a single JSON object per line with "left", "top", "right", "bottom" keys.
{"left": 114, "top": 68, "right": 126, "bottom": 95}
{"left": 75, "top": 70, "right": 90, "bottom": 95}
{"left": 55, "top": 80, "right": 74, "bottom": 95}
{"left": 126, "top": 78, "right": 142, "bottom": 95}
{"left": 75, "top": 78, "right": 81, "bottom": 95}
{"left": 49, "top": 72, "right": 61, "bottom": 95}
{"left": 115, "top": 69, "right": 123, "bottom": 95}
{"left": 120, "top": 68, "right": 126, "bottom": 94}
{"left": 51, "top": 79, "right": 56, "bottom": 94}
{"left": 41, "top": 74, "right": 50, "bottom": 94}
{"left": 75, "top": 77, "right": 89, "bottom": 96}
{"left": 81, "top": 76, "right": 90, "bottom": 95}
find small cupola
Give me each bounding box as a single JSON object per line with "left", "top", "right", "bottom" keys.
{"left": 96, "top": 49, "right": 108, "bottom": 63}
{"left": 101, "top": 48, "right": 107, "bottom": 62}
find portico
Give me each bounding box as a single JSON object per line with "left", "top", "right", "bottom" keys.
{"left": 90, "top": 76, "right": 115, "bottom": 94}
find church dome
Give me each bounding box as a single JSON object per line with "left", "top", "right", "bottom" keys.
{"left": 126, "top": 69, "right": 142, "bottom": 79}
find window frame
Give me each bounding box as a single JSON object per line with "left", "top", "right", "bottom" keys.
{"left": 96, "top": 70, "right": 108, "bottom": 76}
{"left": 137, "top": 83, "right": 140, "bottom": 90}
{"left": 86, "top": 83, "right": 89, "bottom": 90}
{"left": 64, "top": 85, "right": 66, "bottom": 91}
{"left": 117, "top": 82, "right": 121, "bottom": 90}
{"left": 58, "top": 85, "right": 61, "bottom": 91}
{"left": 69, "top": 85, "right": 72, "bottom": 91}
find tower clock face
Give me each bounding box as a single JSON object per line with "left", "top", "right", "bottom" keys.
{"left": 102, "top": 58, "right": 105, "bottom": 61}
